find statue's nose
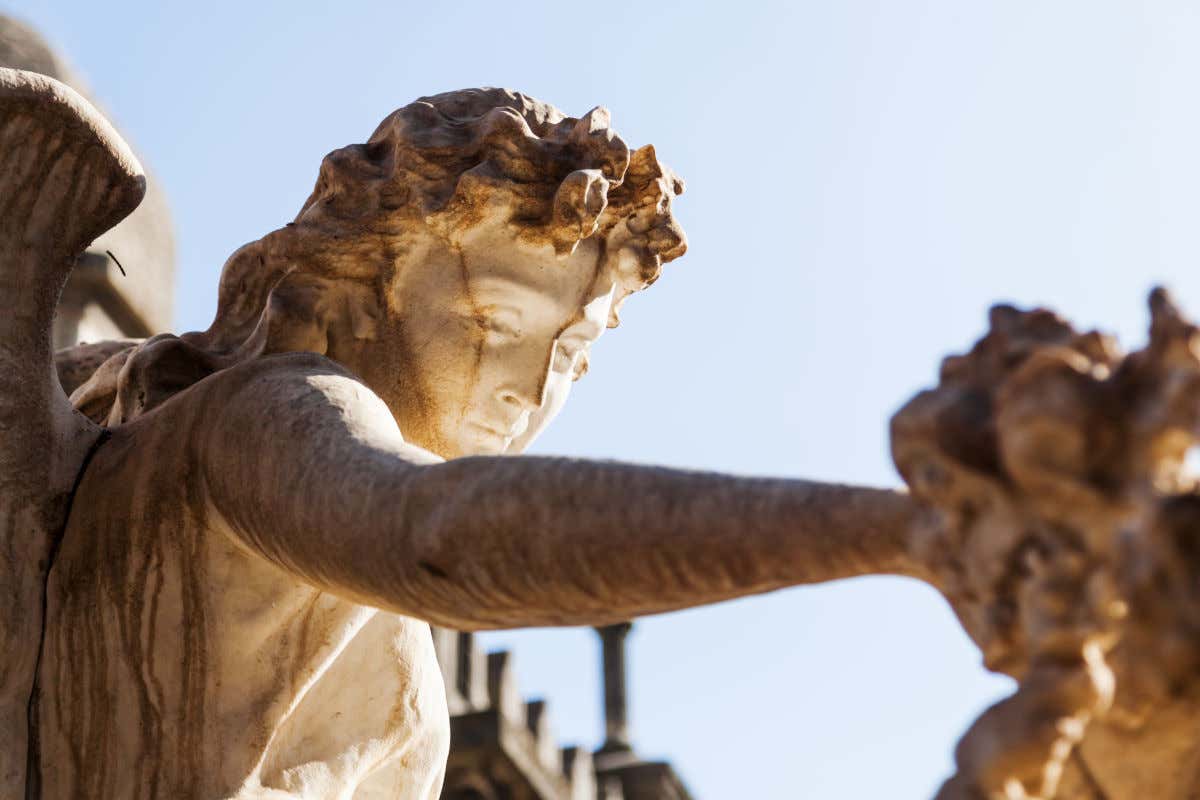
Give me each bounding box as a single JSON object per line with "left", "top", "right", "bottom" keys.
{"left": 495, "top": 346, "right": 552, "bottom": 414}
{"left": 496, "top": 377, "right": 546, "bottom": 415}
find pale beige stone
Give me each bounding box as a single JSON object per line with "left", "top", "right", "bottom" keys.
{"left": 3, "top": 73, "right": 922, "bottom": 798}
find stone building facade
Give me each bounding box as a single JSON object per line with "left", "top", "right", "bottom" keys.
{"left": 432, "top": 626, "right": 693, "bottom": 800}
{"left": 4, "top": 15, "right": 693, "bottom": 800}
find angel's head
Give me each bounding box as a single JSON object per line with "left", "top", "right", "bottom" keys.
{"left": 207, "top": 88, "right": 687, "bottom": 458}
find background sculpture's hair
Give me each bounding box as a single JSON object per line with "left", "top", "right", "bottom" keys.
{"left": 70, "top": 88, "right": 688, "bottom": 424}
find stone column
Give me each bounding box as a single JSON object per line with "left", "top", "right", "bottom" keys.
{"left": 596, "top": 622, "right": 634, "bottom": 755}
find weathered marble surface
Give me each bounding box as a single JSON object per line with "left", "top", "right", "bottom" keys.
{"left": 3, "top": 72, "right": 922, "bottom": 799}
{"left": 14, "top": 60, "right": 1200, "bottom": 800}
{"left": 893, "top": 291, "right": 1200, "bottom": 799}
{"left": 0, "top": 68, "right": 144, "bottom": 798}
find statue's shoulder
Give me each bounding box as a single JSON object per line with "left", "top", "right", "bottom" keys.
{"left": 69, "top": 331, "right": 385, "bottom": 428}
{"left": 201, "top": 351, "right": 371, "bottom": 403}
{"left": 142, "top": 350, "right": 406, "bottom": 470}
{"left": 203, "top": 352, "right": 396, "bottom": 431}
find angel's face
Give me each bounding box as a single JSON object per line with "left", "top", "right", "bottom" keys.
{"left": 360, "top": 223, "right": 614, "bottom": 459}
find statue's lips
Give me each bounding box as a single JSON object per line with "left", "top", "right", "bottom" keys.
{"left": 467, "top": 409, "right": 531, "bottom": 441}
{"left": 467, "top": 419, "right": 514, "bottom": 439}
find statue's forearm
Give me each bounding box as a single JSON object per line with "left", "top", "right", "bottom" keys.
{"left": 368, "top": 457, "right": 925, "bottom": 628}
{"left": 201, "top": 358, "right": 927, "bottom": 629}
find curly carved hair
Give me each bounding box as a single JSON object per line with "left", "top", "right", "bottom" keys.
{"left": 71, "top": 88, "right": 688, "bottom": 424}
{"left": 212, "top": 88, "right": 686, "bottom": 343}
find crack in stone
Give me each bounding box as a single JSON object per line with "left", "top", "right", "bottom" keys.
{"left": 24, "top": 427, "right": 111, "bottom": 800}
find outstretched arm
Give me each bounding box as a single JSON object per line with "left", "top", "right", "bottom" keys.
{"left": 198, "top": 354, "right": 928, "bottom": 630}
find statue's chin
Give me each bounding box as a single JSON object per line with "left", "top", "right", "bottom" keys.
{"left": 449, "top": 428, "right": 515, "bottom": 458}
{"left": 501, "top": 439, "right": 528, "bottom": 456}
{"left": 433, "top": 409, "right": 545, "bottom": 458}
{"left": 467, "top": 437, "right": 532, "bottom": 457}
{"left": 502, "top": 428, "right": 541, "bottom": 456}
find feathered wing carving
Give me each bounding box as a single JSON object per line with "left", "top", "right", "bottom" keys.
{"left": 0, "top": 68, "right": 144, "bottom": 795}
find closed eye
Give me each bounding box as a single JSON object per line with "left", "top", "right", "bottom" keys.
{"left": 477, "top": 307, "right": 522, "bottom": 338}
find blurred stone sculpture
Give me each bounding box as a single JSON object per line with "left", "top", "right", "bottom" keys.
{"left": 893, "top": 290, "right": 1200, "bottom": 799}
{"left": 1, "top": 68, "right": 923, "bottom": 799}
{"left": 0, "top": 14, "right": 175, "bottom": 349}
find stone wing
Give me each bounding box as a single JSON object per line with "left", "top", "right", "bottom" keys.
{"left": 0, "top": 67, "right": 144, "bottom": 795}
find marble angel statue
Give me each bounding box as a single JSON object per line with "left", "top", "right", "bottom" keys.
{"left": 0, "top": 68, "right": 924, "bottom": 800}
{"left": 11, "top": 66, "right": 1197, "bottom": 800}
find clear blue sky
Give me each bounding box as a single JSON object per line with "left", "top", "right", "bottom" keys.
{"left": 13, "top": 1, "right": 1200, "bottom": 797}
